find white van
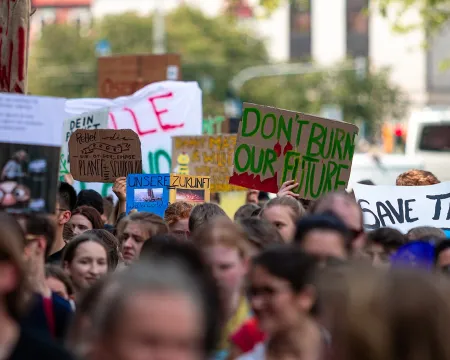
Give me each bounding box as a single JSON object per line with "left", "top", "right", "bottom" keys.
{"left": 406, "top": 108, "right": 450, "bottom": 182}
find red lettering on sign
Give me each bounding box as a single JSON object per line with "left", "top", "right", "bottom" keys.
{"left": 123, "top": 106, "right": 157, "bottom": 136}
{"left": 148, "top": 92, "right": 184, "bottom": 132}
{"left": 109, "top": 112, "right": 118, "bottom": 129}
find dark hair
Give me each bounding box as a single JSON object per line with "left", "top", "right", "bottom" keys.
{"left": 358, "top": 179, "right": 375, "bottom": 185}
{"left": 141, "top": 234, "right": 179, "bottom": 255}
{"left": 76, "top": 189, "right": 104, "bottom": 215}
{"left": 45, "top": 264, "right": 74, "bottom": 296}
{"left": 103, "top": 197, "right": 114, "bottom": 220}
{"left": 139, "top": 242, "right": 222, "bottom": 356}
{"left": 367, "top": 227, "right": 406, "bottom": 252}
{"left": 61, "top": 233, "right": 109, "bottom": 267}
{"left": 234, "top": 203, "right": 261, "bottom": 222}
{"left": 25, "top": 214, "right": 56, "bottom": 258}
{"left": 434, "top": 241, "right": 450, "bottom": 264}
{"left": 188, "top": 203, "right": 227, "bottom": 232}
{"left": 72, "top": 206, "right": 104, "bottom": 230}
{"left": 84, "top": 229, "right": 120, "bottom": 270}
{"left": 239, "top": 217, "right": 283, "bottom": 251}
{"left": 58, "top": 182, "right": 77, "bottom": 212}
{"left": 294, "top": 213, "right": 352, "bottom": 251}
{"left": 252, "top": 245, "right": 317, "bottom": 296}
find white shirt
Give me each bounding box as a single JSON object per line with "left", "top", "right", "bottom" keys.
{"left": 237, "top": 343, "right": 266, "bottom": 360}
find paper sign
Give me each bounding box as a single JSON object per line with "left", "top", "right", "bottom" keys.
{"left": 169, "top": 174, "right": 210, "bottom": 205}
{"left": 172, "top": 134, "right": 244, "bottom": 192}
{"left": 69, "top": 129, "right": 142, "bottom": 183}
{"left": 0, "top": 93, "right": 66, "bottom": 214}
{"left": 229, "top": 103, "right": 359, "bottom": 199}
{"left": 60, "top": 109, "right": 109, "bottom": 176}
{"left": 353, "top": 182, "right": 450, "bottom": 233}
{"left": 126, "top": 174, "right": 171, "bottom": 217}
{"left": 98, "top": 54, "right": 182, "bottom": 98}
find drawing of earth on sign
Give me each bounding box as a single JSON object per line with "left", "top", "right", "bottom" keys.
{"left": 69, "top": 129, "right": 143, "bottom": 183}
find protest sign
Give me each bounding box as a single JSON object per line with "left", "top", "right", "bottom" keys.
{"left": 60, "top": 109, "right": 109, "bottom": 176}
{"left": 65, "top": 81, "right": 202, "bottom": 196}
{"left": 169, "top": 174, "right": 210, "bottom": 205}
{"left": 98, "top": 54, "right": 181, "bottom": 98}
{"left": 172, "top": 134, "right": 244, "bottom": 192}
{"left": 69, "top": 129, "right": 142, "bottom": 183}
{"left": 353, "top": 182, "right": 450, "bottom": 233}
{"left": 0, "top": 93, "right": 66, "bottom": 214}
{"left": 229, "top": 103, "right": 359, "bottom": 199}
{"left": 126, "top": 173, "right": 171, "bottom": 217}
{"left": 202, "top": 116, "right": 229, "bottom": 134}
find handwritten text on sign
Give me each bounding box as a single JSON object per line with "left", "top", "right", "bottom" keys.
{"left": 353, "top": 182, "right": 450, "bottom": 233}
{"left": 69, "top": 129, "right": 142, "bottom": 183}
{"left": 172, "top": 134, "right": 243, "bottom": 192}
{"left": 229, "top": 103, "right": 359, "bottom": 199}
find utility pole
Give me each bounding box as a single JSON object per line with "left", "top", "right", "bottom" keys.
{"left": 153, "top": 1, "right": 166, "bottom": 54}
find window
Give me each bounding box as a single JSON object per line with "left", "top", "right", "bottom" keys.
{"left": 419, "top": 124, "right": 450, "bottom": 152}
{"left": 346, "top": 0, "right": 369, "bottom": 57}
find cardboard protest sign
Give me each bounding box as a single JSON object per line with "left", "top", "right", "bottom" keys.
{"left": 98, "top": 54, "right": 181, "bottom": 98}
{"left": 69, "top": 129, "right": 142, "bottom": 183}
{"left": 126, "top": 174, "right": 171, "bottom": 217}
{"left": 169, "top": 174, "right": 210, "bottom": 205}
{"left": 354, "top": 182, "right": 450, "bottom": 233}
{"left": 60, "top": 109, "right": 109, "bottom": 176}
{"left": 172, "top": 135, "right": 244, "bottom": 192}
{"left": 229, "top": 103, "right": 359, "bottom": 199}
{"left": 0, "top": 93, "right": 66, "bottom": 214}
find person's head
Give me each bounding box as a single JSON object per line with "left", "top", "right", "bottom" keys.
{"left": 23, "top": 214, "right": 56, "bottom": 268}
{"left": 294, "top": 214, "right": 351, "bottom": 264}
{"left": 45, "top": 264, "right": 74, "bottom": 300}
{"left": 62, "top": 233, "right": 109, "bottom": 293}
{"left": 0, "top": 213, "right": 30, "bottom": 321}
{"left": 188, "top": 202, "right": 228, "bottom": 233}
{"left": 310, "top": 191, "right": 365, "bottom": 253}
{"left": 239, "top": 217, "right": 283, "bottom": 256}
{"left": 234, "top": 203, "right": 261, "bottom": 222}
{"left": 13, "top": 150, "right": 28, "bottom": 162}
{"left": 396, "top": 169, "right": 440, "bottom": 186}
{"left": 118, "top": 212, "right": 169, "bottom": 265}
{"left": 366, "top": 227, "right": 406, "bottom": 266}
{"left": 407, "top": 226, "right": 446, "bottom": 242}
{"left": 90, "top": 261, "right": 209, "bottom": 360}
{"left": 260, "top": 196, "right": 306, "bottom": 243}
{"left": 246, "top": 189, "right": 260, "bottom": 205}
{"left": 84, "top": 229, "right": 120, "bottom": 270}
{"left": 321, "top": 265, "right": 450, "bottom": 360}
{"left": 435, "top": 241, "right": 450, "bottom": 273}
{"left": 193, "top": 217, "right": 249, "bottom": 301}
{"left": 164, "top": 201, "right": 193, "bottom": 241}
{"left": 56, "top": 182, "right": 77, "bottom": 230}
{"left": 77, "top": 189, "right": 104, "bottom": 215}
{"left": 102, "top": 196, "right": 114, "bottom": 225}
{"left": 71, "top": 206, "right": 104, "bottom": 236}
{"left": 63, "top": 222, "right": 75, "bottom": 243}
{"left": 249, "top": 245, "right": 318, "bottom": 335}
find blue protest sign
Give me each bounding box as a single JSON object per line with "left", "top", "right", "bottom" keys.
{"left": 126, "top": 174, "right": 171, "bottom": 217}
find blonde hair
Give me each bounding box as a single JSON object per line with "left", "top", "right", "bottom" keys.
{"left": 118, "top": 212, "right": 169, "bottom": 242}
{"left": 262, "top": 196, "right": 305, "bottom": 221}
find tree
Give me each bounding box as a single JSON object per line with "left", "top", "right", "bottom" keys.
{"left": 29, "top": 6, "right": 270, "bottom": 113}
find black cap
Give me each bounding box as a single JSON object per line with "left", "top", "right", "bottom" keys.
{"left": 76, "top": 189, "right": 104, "bottom": 214}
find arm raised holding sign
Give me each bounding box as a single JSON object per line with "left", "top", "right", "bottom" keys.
{"left": 113, "top": 177, "right": 127, "bottom": 215}
{"left": 277, "top": 180, "right": 300, "bottom": 199}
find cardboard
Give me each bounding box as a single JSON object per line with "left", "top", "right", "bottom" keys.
{"left": 125, "top": 173, "right": 210, "bottom": 216}
{"left": 126, "top": 174, "right": 171, "bottom": 217}
{"left": 0, "top": 93, "right": 66, "bottom": 214}
{"left": 69, "top": 129, "right": 142, "bottom": 183}
{"left": 169, "top": 174, "right": 210, "bottom": 205}
{"left": 60, "top": 109, "right": 109, "bottom": 176}
{"left": 172, "top": 134, "right": 244, "bottom": 192}
{"left": 354, "top": 182, "right": 450, "bottom": 233}
{"left": 98, "top": 54, "right": 182, "bottom": 98}
{"left": 229, "top": 103, "right": 359, "bottom": 199}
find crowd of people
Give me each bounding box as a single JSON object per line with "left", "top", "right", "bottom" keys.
{"left": 1, "top": 169, "right": 450, "bottom": 360}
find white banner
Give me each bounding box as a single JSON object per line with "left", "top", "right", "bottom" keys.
{"left": 65, "top": 81, "right": 202, "bottom": 196}
{"left": 353, "top": 182, "right": 450, "bottom": 233}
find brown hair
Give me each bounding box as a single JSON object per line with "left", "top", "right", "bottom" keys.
{"left": 45, "top": 264, "right": 74, "bottom": 296}
{"left": 321, "top": 265, "right": 450, "bottom": 360}
{"left": 164, "top": 202, "right": 193, "bottom": 227}
{"left": 261, "top": 196, "right": 306, "bottom": 221}
{"left": 188, "top": 203, "right": 228, "bottom": 232}
{"left": 118, "top": 212, "right": 169, "bottom": 243}
{"left": 396, "top": 169, "right": 440, "bottom": 186}
{"left": 63, "top": 222, "right": 75, "bottom": 242}
{"left": 192, "top": 217, "right": 249, "bottom": 258}
{"left": 0, "top": 213, "right": 31, "bottom": 320}
{"left": 72, "top": 205, "right": 104, "bottom": 230}
{"left": 406, "top": 226, "right": 446, "bottom": 242}
{"left": 84, "top": 229, "right": 121, "bottom": 270}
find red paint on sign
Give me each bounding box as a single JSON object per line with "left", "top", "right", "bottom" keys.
{"left": 229, "top": 171, "right": 279, "bottom": 193}
{"left": 148, "top": 92, "right": 184, "bottom": 131}
{"left": 283, "top": 141, "right": 293, "bottom": 155}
